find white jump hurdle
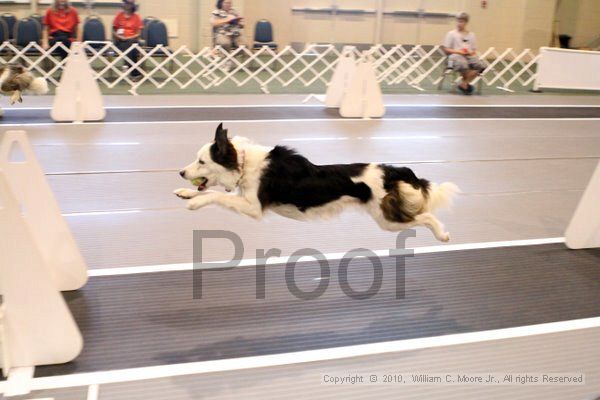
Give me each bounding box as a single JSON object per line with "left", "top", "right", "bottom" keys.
{"left": 325, "top": 47, "right": 356, "bottom": 108}
{"left": 565, "top": 161, "right": 600, "bottom": 249}
{"left": 0, "top": 131, "right": 86, "bottom": 395}
{"left": 325, "top": 49, "right": 385, "bottom": 119}
{"left": 51, "top": 42, "right": 106, "bottom": 123}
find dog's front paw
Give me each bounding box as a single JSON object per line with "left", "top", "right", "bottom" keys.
{"left": 9, "top": 92, "right": 21, "bottom": 105}
{"left": 174, "top": 188, "right": 200, "bottom": 199}
{"left": 439, "top": 232, "right": 450, "bottom": 242}
{"left": 186, "top": 195, "right": 213, "bottom": 210}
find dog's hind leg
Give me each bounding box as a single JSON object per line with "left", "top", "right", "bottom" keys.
{"left": 414, "top": 212, "right": 449, "bottom": 242}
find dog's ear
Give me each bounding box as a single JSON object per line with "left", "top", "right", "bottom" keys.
{"left": 210, "top": 123, "right": 238, "bottom": 170}
{"left": 214, "top": 123, "right": 229, "bottom": 147}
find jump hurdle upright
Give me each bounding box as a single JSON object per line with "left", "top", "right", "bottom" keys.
{"left": 0, "top": 131, "right": 87, "bottom": 396}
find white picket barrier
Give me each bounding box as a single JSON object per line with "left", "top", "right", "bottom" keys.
{"left": 565, "top": 161, "right": 600, "bottom": 249}
{"left": 51, "top": 42, "right": 106, "bottom": 122}
{"left": 0, "top": 131, "right": 86, "bottom": 392}
{"left": 0, "top": 41, "right": 538, "bottom": 94}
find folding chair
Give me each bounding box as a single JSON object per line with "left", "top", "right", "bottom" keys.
{"left": 437, "top": 56, "right": 483, "bottom": 95}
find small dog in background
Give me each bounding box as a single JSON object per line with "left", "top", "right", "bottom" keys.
{"left": 0, "top": 63, "right": 49, "bottom": 105}
{"left": 175, "top": 123, "right": 460, "bottom": 242}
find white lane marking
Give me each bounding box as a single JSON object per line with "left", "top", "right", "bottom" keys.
{"left": 37, "top": 142, "right": 141, "bottom": 146}
{"left": 4, "top": 118, "right": 600, "bottom": 127}
{"left": 62, "top": 210, "right": 143, "bottom": 217}
{"left": 88, "top": 237, "right": 565, "bottom": 277}
{"left": 281, "top": 136, "right": 443, "bottom": 141}
{"left": 10, "top": 104, "right": 600, "bottom": 110}
{"left": 1, "top": 317, "right": 597, "bottom": 393}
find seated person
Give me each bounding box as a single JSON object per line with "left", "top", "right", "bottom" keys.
{"left": 113, "top": 0, "right": 143, "bottom": 78}
{"left": 442, "top": 12, "right": 486, "bottom": 95}
{"left": 211, "top": 0, "right": 244, "bottom": 51}
{"left": 42, "top": 0, "right": 81, "bottom": 59}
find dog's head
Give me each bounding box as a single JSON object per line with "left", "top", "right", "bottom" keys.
{"left": 179, "top": 123, "right": 244, "bottom": 192}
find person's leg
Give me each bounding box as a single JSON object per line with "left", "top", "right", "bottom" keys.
{"left": 214, "top": 33, "right": 233, "bottom": 51}
{"left": 115, "top": 39, "right": 141, "bottom": 76}
{"left": 467, "top": 56, "right": 487, "bottom": 75}
{"left": 463, "top": 69, "right": 479, "bottom": 84}
{"left": 60, "top": 37, "right": 72, "bottom": 59}
{"left": 214, "top": 34, "right": 235, "bottom": 71}
{"left": 50, "top": 31, "right": 70, "bottom": 59}
{"left": 463, "top": 56, "right": 487, "bottom": 93}
{"left": 128, "top": 39, "right": 141, "bottom": 77}
{"left": 449, "top": 54, "right": 470, "bottom": 91}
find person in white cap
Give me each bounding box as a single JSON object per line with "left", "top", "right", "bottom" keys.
{"left": 442, "top": 12, "right": 486, "bottom": 95}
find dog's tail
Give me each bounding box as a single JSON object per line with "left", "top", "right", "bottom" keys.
{"left": 424, "top": 182, "right": 460, "bottom": 212}
{"left": 29, "top": 77, "right": 49, "bottom": 95}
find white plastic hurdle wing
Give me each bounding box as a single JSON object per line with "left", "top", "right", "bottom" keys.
{"left": 340, "top": 59, "right": 385, "bottom": 119}
{"left": 51, "top": 42, "right": 106, "bottom": 122}
{"left": 565, "top": 161, "right": 600, "bottom": 249}
{"left": 325, "top": 47, "right": 356, "bottom": 108}
{"left": 0, "top": 131, "right": 88, "bottom": 291}
{"left": 0, "top": 172, "right": 83, "bottom": 374}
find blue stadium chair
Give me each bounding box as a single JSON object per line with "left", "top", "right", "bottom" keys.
{"left": 143, "top": 19, "right": 173, "bottom": 71}
{"left": 0, "top": 13, "right": 17, "bottom": 40}
{"left": 140, "top": 16, "right": 157, "bottom": 45}
{"left": 29, "top": 13, "right": 43, "bottom": 29}
{"left": 83, "top": 15, "right": 108, "bottom": 50}
{"left": 0, "top": 18, "right": 9, "bottom": 56}
{"left": 144, "top": 19, "right": 169, "bottom": 50}
{"left": 0, "top": 18, "right": 8, "bottom": 43}
{"left": 14, "top": 18, "right": 42, "bottom": 56}
{"left": 253, "top": 20, "right": 277, "bottom": 51}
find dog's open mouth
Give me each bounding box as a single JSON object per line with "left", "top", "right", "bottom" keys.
{"left": 191, "top": 177, "right": 208, "bottom": 191}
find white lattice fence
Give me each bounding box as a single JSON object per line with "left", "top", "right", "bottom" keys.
{"left": 0, "top": 41, "right": 538, "bottom": 94}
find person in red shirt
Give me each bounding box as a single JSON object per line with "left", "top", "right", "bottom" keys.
{"left": 42, "top": 0, "right": 81, "bottom": 59}
{"left": 113, "top": 0, "right": 143, "bottom": 78}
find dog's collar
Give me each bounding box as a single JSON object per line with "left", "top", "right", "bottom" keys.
{"left": 235, "top": 149, "right": 245, "bottom": 187}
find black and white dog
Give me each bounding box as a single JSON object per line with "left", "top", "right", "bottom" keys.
{"left": 175, "top": 124, "right": 459, "bottom": 242}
